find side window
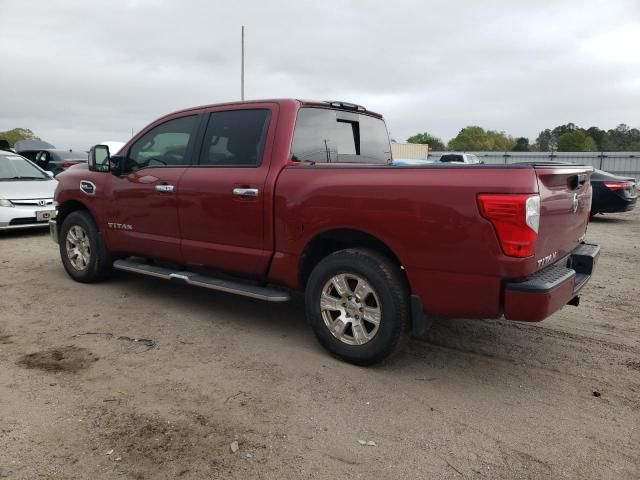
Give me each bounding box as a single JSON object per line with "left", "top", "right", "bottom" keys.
{"left": 291, "top": 108, "right": 390, "bottom": 164}
{"left": 199, "top": 109, "right": 271, "bottom": 166}
{"left": 22, "top": 151, "right": 38, "bottom": 161}
{"left": 35, "top": 151, "right": 47, "bottom": 166}
{"left": 127, "top": 115, "right": 198, "bottom": 170}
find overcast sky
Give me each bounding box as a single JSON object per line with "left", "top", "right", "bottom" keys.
{"left": 1, "top": 0, "right": 638, "bottom": 150}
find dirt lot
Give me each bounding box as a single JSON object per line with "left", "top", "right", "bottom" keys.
{"left": 1, "top": 211, "right": 639, "bottom": 479}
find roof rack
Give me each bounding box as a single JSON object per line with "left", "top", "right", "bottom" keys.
{"left": 324, "top": 101, "right": 367, "bottom": 112}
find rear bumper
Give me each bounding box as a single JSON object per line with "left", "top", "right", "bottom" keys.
{"left": 503, "top": 243, "right": 600, "bottom": 322}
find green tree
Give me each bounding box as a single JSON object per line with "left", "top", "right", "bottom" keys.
{"left": 552, "top": 123, "right": 578, "bottom": 139}
{"left": 0, "top": 128, "right": 40, "bottom": 147}
{"left": 602, "top": 124, "right": 640, "bottom": 151}
{"left": 448, "top": 126, "right": 514, "bottom": 151}
{"left": 556, "top": 131, "right": 597, "bottom": 152}
{"left": 406, "top": 132, "right": 445, "bottom": 151}
{"left": 512, "top": 137, "right": 530, "bottom": 151}
{"left": 448, "top": 126, "right": 488, "bottom": 150}
{"left": 586, "top": 126, "right": 606, "bottom": 151}
{"left": 534, "top": 129, "right": 554, "bottom": 151}
{"left": 486, "top": 130, "right": 515, "bottom": 151}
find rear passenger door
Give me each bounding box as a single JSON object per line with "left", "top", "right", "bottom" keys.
{"left": 178, "top": 105, "right": 277, "bottom": 277}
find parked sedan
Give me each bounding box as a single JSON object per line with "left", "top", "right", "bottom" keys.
{"left": 27, "top": 149, "right": 88, "bottom": 176}
{"left": 591, "top": 169, "right": 637, "bottom": 216}
{"left": 0, "top": 151, "right": 57, "bottom": 230}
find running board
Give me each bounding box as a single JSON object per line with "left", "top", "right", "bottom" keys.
{"left": 113, "top": 259, "right": 290, "bottom": 302}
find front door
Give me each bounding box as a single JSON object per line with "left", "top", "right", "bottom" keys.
{"left": 104, "top": 114, "right": 200, "bottom": 263}
{"left": 178, "top": 106, "right": 276, "bottom": 277}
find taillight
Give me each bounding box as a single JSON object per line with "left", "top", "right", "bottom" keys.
{"left": 60, "top": 162, "right": 76, "bottom": 169}
{"left": 603, "top": 181, "right": 633, "bottom": 191}
{"left": 478, "top": 194, "right": 540, "bottom": 257}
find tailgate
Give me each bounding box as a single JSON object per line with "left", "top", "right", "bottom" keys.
{"left": 534, "top": 165, "right": 592, "bottom": 269}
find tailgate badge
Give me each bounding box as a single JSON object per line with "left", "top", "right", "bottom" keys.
{"left": 572, "top": 193, "right": 579, "bottom": 213}
{"left": 537, "top": 251, "right": 558, "bottom": 268}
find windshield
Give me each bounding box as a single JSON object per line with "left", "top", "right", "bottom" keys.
{"left": 0, "top": 154, "right": 48, "bottom": 180}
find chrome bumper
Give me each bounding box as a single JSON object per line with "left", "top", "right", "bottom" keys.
{"left": 0, "top": 222, "right": 50, "bottom": 231}
{"left": 49, "top": 219, "right": 58, "bottom": 244}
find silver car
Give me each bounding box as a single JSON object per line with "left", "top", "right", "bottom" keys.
{"left": 0, "top": 151, "right": 57, "bottom": 230}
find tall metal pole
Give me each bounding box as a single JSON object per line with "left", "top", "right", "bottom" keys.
{"left": 241, "top": 25, "right": 245, "bottom": 101}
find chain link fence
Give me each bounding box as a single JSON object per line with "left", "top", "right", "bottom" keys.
{"left": 427, "top": 152, "right": 640, "bottom": 180}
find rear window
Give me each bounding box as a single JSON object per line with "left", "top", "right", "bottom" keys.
{"left": 291, "top": 108, "right": 391, "bottom": 164}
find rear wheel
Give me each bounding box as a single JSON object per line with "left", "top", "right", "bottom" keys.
{"left": 59, "top": 211, "right": 112, "bottom": 283}
{"left": 305, "top": 249, "right": 409, "bottom": 365}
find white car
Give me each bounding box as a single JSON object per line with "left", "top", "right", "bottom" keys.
{"left": 0, "top": 151, "right": 57, "bottom": 230}
{"left": 393, "top": 153, "right": 483, "bottom": 166}
{"left": 438, "top": 153, "right": 482, "bottom": 164}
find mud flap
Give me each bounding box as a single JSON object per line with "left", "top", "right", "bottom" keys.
{"left": 411, "top": 294, "right": 432, "bottom": 337}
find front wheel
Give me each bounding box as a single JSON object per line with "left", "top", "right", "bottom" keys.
{"left": 59, "top": 210, "right": 112, "bottom": 283}
{"left": 305, "top": 249, "right": 410, "bottom": 366}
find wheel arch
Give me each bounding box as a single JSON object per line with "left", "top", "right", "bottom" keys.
{"left": 298, "top": 228, "right": 406, "bottom": 289}
{"left": 56, "top": 199, "right": 94, "bottom": 230}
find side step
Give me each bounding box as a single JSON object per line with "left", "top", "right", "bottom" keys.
{"left": 113, "top": 259, "right": 291, "bottom": 302}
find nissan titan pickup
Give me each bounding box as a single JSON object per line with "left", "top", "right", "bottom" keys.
{"left": 50, "top": 99, "right": 600, "bottom": 365}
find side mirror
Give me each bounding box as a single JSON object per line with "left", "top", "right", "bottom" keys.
{"left": 88, "top": 144, "right": 110, "bottom": 172}
{"left": 45, "top": 171, "right": 54, "bottom": 178}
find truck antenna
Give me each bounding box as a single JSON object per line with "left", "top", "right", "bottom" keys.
{"left": 241, "top": 25, "right": 245, "bottom": 101}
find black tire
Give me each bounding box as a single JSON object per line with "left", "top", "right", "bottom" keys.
{"left": 305, "top": 248, "right": 410, "bottom": 366}
{"left": 59, "top": 210, "right": 112, "bottom": 283}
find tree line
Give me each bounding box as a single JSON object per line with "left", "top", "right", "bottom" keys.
{"left": 0, "top": 128, "right": 40, "bottom": 148}
{"left": 407, "top": 123, "right": 640, "bottom": 152}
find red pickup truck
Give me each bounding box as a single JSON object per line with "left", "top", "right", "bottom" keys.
{"left": 51, "top": 99, "right": 599, "bottom": 365}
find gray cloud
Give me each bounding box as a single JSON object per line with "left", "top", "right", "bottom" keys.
{"left": 0, "top": 0, "right": 638, "bottom": 149}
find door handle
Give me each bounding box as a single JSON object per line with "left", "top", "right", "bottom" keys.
{"left": 155, "top": 184, "right": 175, "bottom": 193}
{"left": 233, "top": 188, "right": 259, "bottom": 198}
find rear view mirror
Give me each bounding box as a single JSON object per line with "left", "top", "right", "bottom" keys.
{"left": 89, "top": 144, "right": 110, "bottom": 172}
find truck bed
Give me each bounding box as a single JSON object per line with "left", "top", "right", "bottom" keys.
{"left": 270, "top": 162, "right": 593, "bottom": 319}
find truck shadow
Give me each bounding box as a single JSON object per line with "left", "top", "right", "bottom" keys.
{"left": 108, "top": 270, "right": 635, "bottom": 382}
{"left": 589, "top": 214, "right": 635, "bottom": 223}
{"left": 0, "top": 228, "right": 49, "bottom": 239}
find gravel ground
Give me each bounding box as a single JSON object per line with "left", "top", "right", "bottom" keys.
{"left": 0, "top": 210, "right": 638, "bottom": 479}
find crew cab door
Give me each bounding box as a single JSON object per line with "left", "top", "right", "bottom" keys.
{"left": 177, "top": 105, "right": 277, "bottom": 277}
{"left": 104, "top": 114, "right": 200, "bottom": 263}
